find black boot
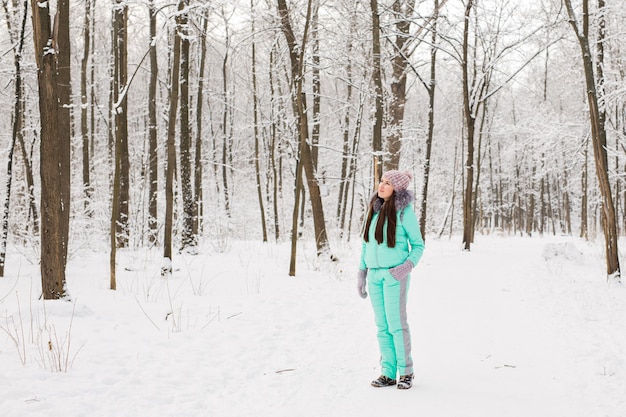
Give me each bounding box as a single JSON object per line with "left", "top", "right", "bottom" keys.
{"left": 371, "top": 375, "right": 397, "bottom": 387}
{"left": 397, "top": 373, "right": 413, "bottom": 390}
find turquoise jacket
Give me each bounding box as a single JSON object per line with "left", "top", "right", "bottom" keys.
{"left": 359, "top": 192, "right": 425, "bottom": 270}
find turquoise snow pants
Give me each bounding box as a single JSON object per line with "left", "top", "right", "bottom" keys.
{"left": 368, "top": 268, "right": 413, "bottom": 379}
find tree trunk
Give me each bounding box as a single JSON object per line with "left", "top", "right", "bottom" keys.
{"left": 419, "top": 0, "right": 439, "bottom": 240}
{"left": 461, "top": 0, "right": 475, "bottom": 250}
{"left": 342, "top": 96, "right": 364, "bottom": 236}
{"left": 337, "top": 11, "right": 358, "bottom": 233}
{"left": 437, "top": 138, "right": 460, "bottom": 239}
{"left": 16, "top": 100, "right": 39, "bottom": 235}
{"left": 110, "top": 109, "right": 121, "bottom": 290}
{"left": 311, "top": 0, "right": 321, "bottom": 170}
{"left": 221, "top": 27, "right": 231, "bottom": 218}
{"left": 622, "top": 162, "right": 626, "bottom": 234}
{"left": 148, "top": 0, "right": 159, "bottom": 244}
{"left": 614, "top": 128, "right": 620, "bottom": 236}
{"left": 112, "top": 0, "right": 129, "bottom": 248}
{"left": 0, "top": 2, "right": 39, "bottom": 234}
{"left": 370, "top": 0, "right": 384, "bottom": 184}
{"left": 193, "top": 6, "right": 209, "bottom": 237}
{"left": 269, "top": 48, "right": 281, "bottom": 241}
{"left": 539, "top": 158, "right": 546, "bottom": 236}
{"left": 386, "top": 0, "right": 416, "bottom": 170}
{"left": 89, "top": 0, "right": 96, "bottom": 168}
{"left": 179, "top": 0, "right": 196, "bottom": 250}
{"left": 32, "top": 0, "right": 68, "bottom": 299}
{"left": 547, "top": 173, "right": 556, "bottom": 235}
{"left": 470, "top": 100, "right": 489, "bottom": 243}
{"left": 580, "top": 140, "right": 589, "bottom": 240}
{"left": 0, "top": 0, "right": 28, "bottom": 278}
{"left": 526, "top": 166, "right": 536, "bottom": 236}
{"left": 561, "top": 148, "right": 572, "bottom": 235}
{"left": 81, "top": 0, "right": 93, "bottom": 215}
{"left": 277, "top": 0, "right": 334, "bottom": 276}
{"left": 57, "top": 0, "right": 71, "bottom": 271}
{"left": 337, "top": 57, "right": 353, "bottom": 227}
{"left": 251, "top": 0, "right": 268, "bottom": 242}
{"left": 110, "top": 0, "right": 130, "bottom": 289}
{"left": 163, "top": 0, "right": 184, "bottom": 275}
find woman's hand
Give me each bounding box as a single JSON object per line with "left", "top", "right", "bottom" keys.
{"left": 390, "top": 260, "right": 414, "bottom": 281}
{"left": 357, "top": 269, "right": 368, "bottom": 298}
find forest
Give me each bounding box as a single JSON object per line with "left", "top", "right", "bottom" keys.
{"left": 0, "top": 0, "right": 624, "bottom": 298}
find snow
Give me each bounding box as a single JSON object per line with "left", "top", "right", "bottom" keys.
{"left": 1, "top": 235, "right": 625, "bottom": 417}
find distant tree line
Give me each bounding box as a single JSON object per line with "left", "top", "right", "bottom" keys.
{"left": 0, "top": 0, "right": 623, "bottom": 297}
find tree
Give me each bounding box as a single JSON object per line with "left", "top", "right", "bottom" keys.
{"left": 417, "top": 0, "right": 442, "bottom": 240}
{"left": 0, "top": 0, "right": 28, "bottom": 277}
{"left": 336, "top": 6, "right": 366, "bottom": 237}
{"left": 563, "top": 0, "right": 620, "bottom": 280}
{"left": 455, "top": 0, "right": 551, "bottom": 248}
{"left": 0, "top": 0, "right": 623, "bottom": 287}
{"left": 277, "top": 0, "right": 335, "bottom": 276}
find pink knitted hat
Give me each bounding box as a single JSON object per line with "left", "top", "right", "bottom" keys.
{"left": 382, "top": 170, "right": 413, "bottom": 192}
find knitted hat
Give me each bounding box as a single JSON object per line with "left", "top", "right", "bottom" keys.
{"left": 382, "top": 170, "right": 412, "bottom": 192}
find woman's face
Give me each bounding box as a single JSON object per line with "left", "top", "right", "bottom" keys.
{"left": 378, "top": 177, "right": 394, "bottom": 201}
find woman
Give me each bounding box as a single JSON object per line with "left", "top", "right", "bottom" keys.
{"left": 357, "top": 170, "right": 425, "bottom": 390}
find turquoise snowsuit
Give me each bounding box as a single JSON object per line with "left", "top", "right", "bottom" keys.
{"left": 359, "top": 195, "right": 424, "bottom": 379}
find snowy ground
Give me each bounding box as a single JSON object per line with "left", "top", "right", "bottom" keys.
{"left": 1, "top": 234, "right": 625, "bottom": 417}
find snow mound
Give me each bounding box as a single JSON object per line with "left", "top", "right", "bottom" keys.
{"left": 541, "top": 241, "right": 584, "bottom": 263}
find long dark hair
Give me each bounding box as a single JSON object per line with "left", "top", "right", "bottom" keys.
{"left": 363, "top": 193, "right": 397, "bottom": 248}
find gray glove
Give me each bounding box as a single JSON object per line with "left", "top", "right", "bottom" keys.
{"left": 390, "top": 260, "right": 414, "bottom": 281}
{"left": 357, "top": 269, "right": 368, "bottom": 298}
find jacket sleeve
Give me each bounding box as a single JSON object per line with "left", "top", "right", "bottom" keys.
{"left": 359, "top": 240, "right": 367, "bottom": 270}
{"left": 401, "top": 206, "right": 425, "bottom": 267}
